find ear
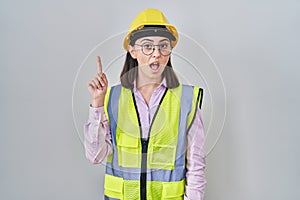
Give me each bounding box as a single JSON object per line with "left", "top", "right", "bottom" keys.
{"left": 128, "top": 45, "right": 137, "bottom": 59}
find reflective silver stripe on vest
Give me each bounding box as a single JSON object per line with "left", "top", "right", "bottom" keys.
{"left": 106, "top": 84, "right": 194, "bottom": 182}
{"left": 105, "top": 196, "right": 118, "bottom": 200}
{"left": 175, "top": 85, "right": 194, "bottom": 167}
{"left": 106, "top": 85, "right": 125, "bottom": 177}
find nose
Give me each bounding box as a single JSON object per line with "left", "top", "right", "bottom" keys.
{"left": 152, "top": 46, "right": 161, "bottom": 57}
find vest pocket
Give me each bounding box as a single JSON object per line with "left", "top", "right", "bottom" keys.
{"left": 104, "top": 174, "right": 124, "bottom": 199}
{"left": 162, "top": 179, "right": 185, "bottom": 199}
{"left": 149, "top": 144, "right": 176, "bottom": 169}
{"left": 117, "top": 133, "right": 140, "bottom": 167}
{"left": 118, "top": 132, "right": 138, "bottom": 148}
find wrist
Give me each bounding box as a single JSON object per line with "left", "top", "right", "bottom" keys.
{"left": 91, "top": 99, "right": 104, "bottom": 108}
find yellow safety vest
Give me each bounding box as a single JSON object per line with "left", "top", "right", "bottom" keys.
{"left": 103, "top": 84, "right": 203, "bottom": 200}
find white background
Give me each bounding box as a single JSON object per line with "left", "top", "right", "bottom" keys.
{"left": 1, "top": 0, "right": 299, "bottom": 199}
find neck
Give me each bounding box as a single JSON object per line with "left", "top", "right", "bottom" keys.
{"left": 136, "top": 76, "right": 162, "bottom": 90}
{"left": 136, "top": 77, "right": 162, "bottom": 106}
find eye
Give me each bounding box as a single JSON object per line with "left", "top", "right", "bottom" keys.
{"left": 159, "top": 43, "right": 169, "bottom": 49}
{"left": 143, "top": 43, "right": 154, "bottom": 49}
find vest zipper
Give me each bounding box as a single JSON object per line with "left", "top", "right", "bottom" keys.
{"left": 141, "top": 138, "right": 149, "bottom": 200}
{"left": 131, "top": 88, "right": 168, "bottom": 200}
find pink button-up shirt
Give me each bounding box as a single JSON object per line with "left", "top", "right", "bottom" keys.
{"left": 84, "top": 80, "right": 206, "bottom": 200}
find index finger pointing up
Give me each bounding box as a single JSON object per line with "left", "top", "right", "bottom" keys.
{"left": 97, "top": 56, "right": 103, "bottom": 73}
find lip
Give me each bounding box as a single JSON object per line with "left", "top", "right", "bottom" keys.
{"left": 149, "top": 61, "right": 160, "bottom": 65}
{"left": 149, "top": 62, "right": 160, "bottom": 72}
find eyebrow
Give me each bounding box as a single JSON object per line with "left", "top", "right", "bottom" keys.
{"left": 140, "top": 38, "right": 170, "bottom": 43}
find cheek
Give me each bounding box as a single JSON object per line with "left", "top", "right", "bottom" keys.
{"left": 136, "top": 55, "right": 149, "bottom": 66}
{"left": 162, "top": 57, "right": 170, "bottom": 66}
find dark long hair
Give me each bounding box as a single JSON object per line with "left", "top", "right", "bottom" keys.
{"left": 120, "top": 52, "right": 180, "bottom": 89}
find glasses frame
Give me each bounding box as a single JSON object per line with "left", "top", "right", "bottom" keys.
{"left": 134, "top": 43, "right": 172, "bottom": 56}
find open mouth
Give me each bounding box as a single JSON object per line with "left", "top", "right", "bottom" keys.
{"left": 149, "top": 62, "right": 160, "bottom": 71}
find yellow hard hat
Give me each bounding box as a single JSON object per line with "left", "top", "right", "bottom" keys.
{"left": 123, "top": 9, "right": 178, "bottom": 50}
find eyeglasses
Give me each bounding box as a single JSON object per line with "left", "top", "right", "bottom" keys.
{"left": 134, "top": 42, "right": 172, "bottom": 56}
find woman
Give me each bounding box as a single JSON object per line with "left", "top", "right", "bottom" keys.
{"left": 84, "top": 8, "right": 206, "bottom": 200}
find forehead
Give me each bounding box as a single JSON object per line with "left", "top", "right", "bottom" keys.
{"left": 135, "top": 36, "right": 170, "bottom": 43}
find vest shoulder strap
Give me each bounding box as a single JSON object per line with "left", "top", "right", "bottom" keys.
{"left": 183, "top": 85, "right": 204, "bottom": 130}
{"left": 104, "top": 84, "right": 123, "bottom": 125}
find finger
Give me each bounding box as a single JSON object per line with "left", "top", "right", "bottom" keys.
{"left": 87, "top": 80, "right": 97, "bottom": 89}
{"left": 97, "top": 56, "right": 103, "bottom": 74}
{"left": 96, "top": 73, "right": 107, "bottom": 86}
{"left": 95, "top": 76, "right": 105, "bottom": 87}
{"left": 101, "top": 73, "right": 108, "bottom": 85}
{"left": 92, "top": 78, "right": 101, "bottom": 89}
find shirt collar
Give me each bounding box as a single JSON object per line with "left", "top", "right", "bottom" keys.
{"left": 133, "top": 77, "right": 167, "bottom": 93}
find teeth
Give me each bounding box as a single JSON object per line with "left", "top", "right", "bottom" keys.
{"left": 150, "top": 62, "right": 159, "bottom": 70}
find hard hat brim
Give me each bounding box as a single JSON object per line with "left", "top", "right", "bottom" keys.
{"left": 123, "top": 24, "right": 178, "bottom": 50}
{"left": 129, "top": 26, "right": 176, "bottom": 46}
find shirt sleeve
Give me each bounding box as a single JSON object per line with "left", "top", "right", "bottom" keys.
{"left": 184, "top": 106, "right": 207, "bottom": 200}
{"left": 83, "top": 105, "right": 113, "bottom": 164}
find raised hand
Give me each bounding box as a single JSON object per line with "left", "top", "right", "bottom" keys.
{"left": 87, "top": 56, "right": 108, "bottom": 107}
